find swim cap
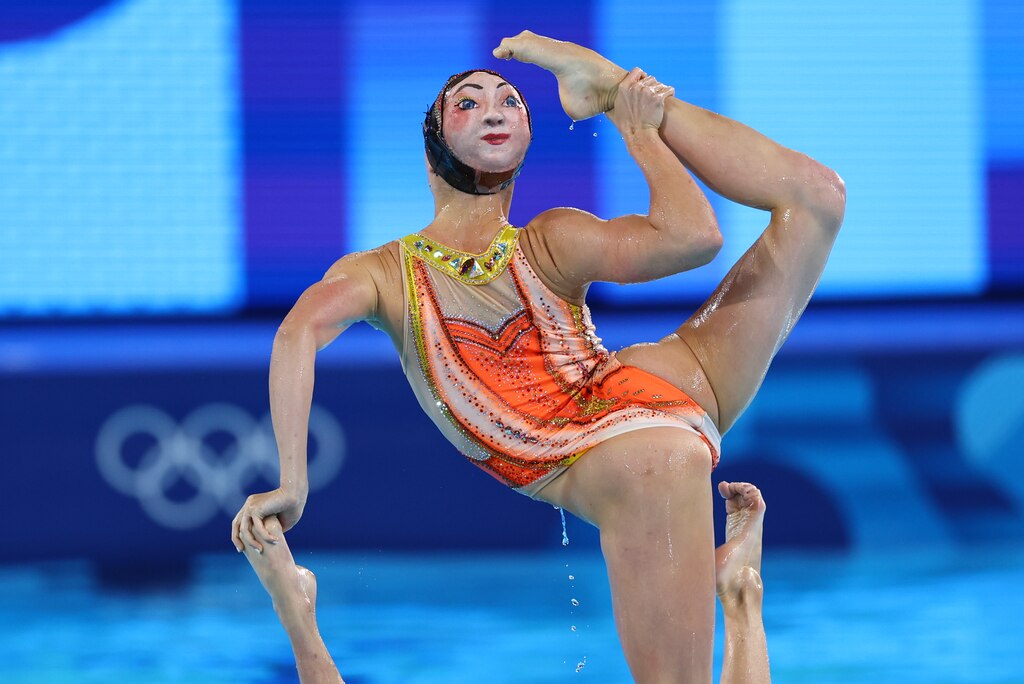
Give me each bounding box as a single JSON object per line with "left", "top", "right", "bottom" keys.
{"left": 423, "top": 69, "right": 532, "bottom": 195}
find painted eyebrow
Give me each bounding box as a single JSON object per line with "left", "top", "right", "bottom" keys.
{"left": 451, "top": 81, "right": 514, "bottom": 97}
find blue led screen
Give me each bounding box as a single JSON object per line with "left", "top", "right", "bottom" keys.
{"left": 0, "top": 0, "right": 1020, "bottom": 316}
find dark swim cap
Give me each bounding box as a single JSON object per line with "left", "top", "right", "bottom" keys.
{"left": 423, "top": 69, "right": 532, "bottom": 195}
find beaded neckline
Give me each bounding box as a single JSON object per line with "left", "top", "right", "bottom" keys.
{"left": 401, "top": 224, "right": 520, "bottom": 285}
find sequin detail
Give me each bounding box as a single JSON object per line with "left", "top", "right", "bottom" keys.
{"left": 401, "top": 224, "right": 518, "bottom": 285}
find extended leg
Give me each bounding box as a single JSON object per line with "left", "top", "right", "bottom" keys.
{"left": 242, "top": 516, "right": 343, "bottom": 684}
{"left": 548, "top": 428, "right": 718, "bottom": 683}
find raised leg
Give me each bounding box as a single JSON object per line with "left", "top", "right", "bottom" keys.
{"left": 618, "top": 204, "right": 841, "bottom": 433}
{"left": 715, "top": 481, "right": 770, "bottom": 684}
{"left": 242, "top": 516, "right": 343, "bottom": 684}
{"left": 495, "top": 31, "right": 846, "bottom": 433}
{"left": 644, "top": 90, "right": 845, "bottom": 432}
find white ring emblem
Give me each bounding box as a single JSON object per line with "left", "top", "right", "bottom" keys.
{"left": 95, "top": 403, "right": 345, "bottom": 529}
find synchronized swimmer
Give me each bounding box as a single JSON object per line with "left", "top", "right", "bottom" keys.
{"left": 231, "top": 30, "right": 845, "bottom": 683}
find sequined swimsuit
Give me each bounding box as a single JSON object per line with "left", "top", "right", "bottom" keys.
{"left": 399, "top": 224, "right": 721, "bottom": 498}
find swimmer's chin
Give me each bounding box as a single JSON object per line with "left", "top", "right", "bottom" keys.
{"left": 468, "top": 151, "right": 527, "bottom": 174}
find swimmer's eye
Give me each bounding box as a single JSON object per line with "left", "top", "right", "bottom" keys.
{"left": 456, "top": 98, "right": 477, "bottom": 110}
{"left": 504, "top": 95, "right": 520, "bottom": 107}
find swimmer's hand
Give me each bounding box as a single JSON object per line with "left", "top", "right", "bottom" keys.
{"left": 231, "top": 487, "right": 306, "bottom": 554}
{"left": 606, "top": 68, "right": 674, "bottom": 134}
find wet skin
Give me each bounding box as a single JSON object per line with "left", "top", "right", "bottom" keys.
{"left": 235, "top": 29, "right": 842, "bottom": 684}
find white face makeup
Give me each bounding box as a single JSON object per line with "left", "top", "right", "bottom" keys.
{"left": 441, "top": 71, "right": 530, "bottom": 174}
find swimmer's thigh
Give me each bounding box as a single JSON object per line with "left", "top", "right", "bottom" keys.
{"left": 616, "top": 206, "right": 840, "bottom": 434}
{"left": 550, "top": 427, "right": 716, "bottom": 682}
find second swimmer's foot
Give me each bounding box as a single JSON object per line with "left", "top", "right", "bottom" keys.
{"left": 492, "top": 30, "right": 628, "bottom": 121}
{"left": 244, "top": 516, "right": 317, "bottom": 619}
{"left": 296, "top": 565, "right": 318, "bottom": 613}
{"left": 715, "top": 481, "right": 767, "bottom": 605}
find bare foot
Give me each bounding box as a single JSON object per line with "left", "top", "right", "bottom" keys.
{"left": 492, "top": 30, "right": 629, "bottom": 121}
{"left": 715, "top": 481, "right": 766, "bottom": 605}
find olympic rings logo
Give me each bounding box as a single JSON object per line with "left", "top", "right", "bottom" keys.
{"left": 95, "top": 403, "right": 345, "bottom": 530}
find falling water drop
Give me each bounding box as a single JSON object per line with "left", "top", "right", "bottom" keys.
{"left": 575, "top": 656, "right": 587, "bottom": 673}
{"left": 569, "top": 121, "right": 575, "bottom": 131}
{"left": 592, "top": 132, "right": 598, "bottom": 138}
{"left": 559, "top": 507, "right": 569, "bottom": 546}
{"left": 570, "top": 625, "right": 577, "bottom": 632}
{"left": 568, "top": 574, "right": 574, "bottom": 581}
{"left": 571, "top": 598, "right": 580, "bottom": 607}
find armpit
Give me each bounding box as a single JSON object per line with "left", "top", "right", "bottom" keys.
{"left": 360, "top": 242, "right": 406, "bottom": 339}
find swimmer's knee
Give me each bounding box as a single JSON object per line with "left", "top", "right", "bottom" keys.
{"left": 622, "top": 434, "right": 714, "bottom": 500}
{"left": 644, "top": 433, "right": 713, "bottom": 478}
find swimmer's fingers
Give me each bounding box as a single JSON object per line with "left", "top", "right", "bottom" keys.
{"left": 635, "top": 73, "right": 674, "bottom": 99}
{"left": 250, "top": 513, "right": 278, "bottom": 547}
{"left": 230, "top": 510, "right": 244, "bottom": 552}
{"left": 637, "top": 75, "right": 674, "bottom": 100}
{"left": 652, "top": 83, "right": 675, "bottom": 98}
{"left": 263, "top": 515, "right": 284, "bottom": 538}
{"left": 238, "top": 511, "right": 262, "bottom": 554}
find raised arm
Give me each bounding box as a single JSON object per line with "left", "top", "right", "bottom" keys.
{"left": 529, "top": 68, "right": 721, "bottom": 292}
{"left": 231, "top": 253, "right": 379, "bottom": 554}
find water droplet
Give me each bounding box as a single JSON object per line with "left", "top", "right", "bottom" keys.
{"left": 569, "top": 121, "right": 575, "bottom": 131}
{"left": 559, "top": 507, "right": 569, "bottom": 546}
{"left": 570, "top": 625, "right": 577, "bottom": 632}
{"left": 571, "top": 598, "right": 580, "bottom": 607}
{"left": 568, "top": 574, "right": 575, "bottom": 581}
{"left": 592, "top": 132, "right": 598, "bottom": 137}
{"left": 575, "top": 656, "right": 587, "bottom": 672}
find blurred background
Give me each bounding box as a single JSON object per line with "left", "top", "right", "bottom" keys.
{"left": 1, "top": 0, "right": 1022, "bottom": 682}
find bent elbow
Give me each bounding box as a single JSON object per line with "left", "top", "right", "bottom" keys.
{"left": 671, "top": 224, "right": 722, "bottom": 270}
{"left": 685, "top": 231, "right": 722, "bottom": 269}
{"left": 821, "top": 167, "right": 847, "bottom": 228}
{"left": 702, "top": 226, "right": 724, "bottom": 264}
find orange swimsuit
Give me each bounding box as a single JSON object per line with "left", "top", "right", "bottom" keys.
{"left": 399, "top": 225, "right": 721, "bottom": 498}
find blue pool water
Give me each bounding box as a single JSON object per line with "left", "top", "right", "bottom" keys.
{"left": 2, "top": 546, "right": 1023, "bottom": 683}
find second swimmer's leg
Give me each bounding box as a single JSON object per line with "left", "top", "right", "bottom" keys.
{"left": 716, "top": 482, "right": 770, "bottom": 684}
{"left": 243, "top": 516, "right": 343, "bottom": 684}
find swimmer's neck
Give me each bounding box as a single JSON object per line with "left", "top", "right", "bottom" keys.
{"left": 425, "top": 183, "right": 515, "bottom": 246}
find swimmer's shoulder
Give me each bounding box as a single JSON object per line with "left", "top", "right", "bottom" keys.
{"left": 322, "top": 242, "right": 401, "bottom": 287}
{"left": 321, "top": 241, "right": 406, "bottom": 335}
{"left": 519, "top": 209, "right": 592, "bottom": 304}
